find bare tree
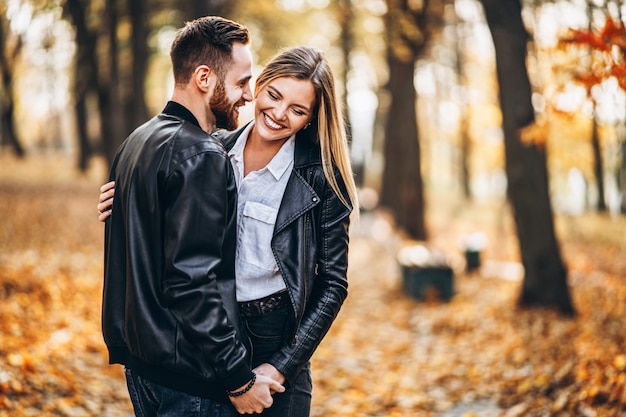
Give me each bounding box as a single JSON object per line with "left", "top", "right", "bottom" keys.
{"left": 65, "top": 0, "right": 154, "bottom": 168}
{"left": 127, "top": 0, "right": 150, "bottom": 132}
{"left": 380, "top": 0, "right": 441, "bottom": 240}
{"left": 451, "top": 1, "right": 472, "bottom": 199}
{"left": 98, "top": 0, "right": 125, "bottom": 169}
{"left": 616, "top": 1, "right": 626, "bottom": 215}
{"left": 335, "top": 0, "right": 360, "bottom": 185}
{"left": 480, "top": 0, "right": 574, "bottom": 315}
{"left": 0, "top": 9, "right": 25, "bottom": 157}
{"left": 63, "top": 0, "right": 99, "bottom": 170}
{"left": 591, "top": 116, "right": 606, "bottom": 211}
{"left": 621, "top": 136, "right": 626, "bottom": 213}
{"left": 587, "top": 1, "right": 607, "bottom": 212}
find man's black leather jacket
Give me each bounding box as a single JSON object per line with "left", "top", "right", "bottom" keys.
{"left": 102, "top": 102, "right": 253, "bottom": 400}
{"left": 218, "top": 123, "right": 352, "bottom": 385}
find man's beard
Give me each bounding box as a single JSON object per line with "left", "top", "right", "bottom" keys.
{"left": 210, "top": 80, "right": 239, "bottom": 131}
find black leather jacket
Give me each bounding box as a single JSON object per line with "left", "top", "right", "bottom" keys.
{"left": 218, "top": 123, "right": 352, "bottom": 384}
{"left": 102, "top": 102, "right": 253, "bottom": 400}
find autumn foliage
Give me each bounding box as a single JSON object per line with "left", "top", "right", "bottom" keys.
{"left": 1, "top": 155, "right": 626, "bottom": 416}
{"left": 561, "top": 18, "right": 626, "bottom": 92}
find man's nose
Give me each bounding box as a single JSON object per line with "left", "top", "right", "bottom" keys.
{"left": 242, "top": 83, "right": 253, "bottom": 103}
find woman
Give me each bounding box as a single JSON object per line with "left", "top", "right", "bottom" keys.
{"left": 97, "top": 46, "right": 358, "bottom": 416}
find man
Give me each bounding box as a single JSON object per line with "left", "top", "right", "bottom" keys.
{"left": 102, "top": 16, "right": 284, "bottom": 416}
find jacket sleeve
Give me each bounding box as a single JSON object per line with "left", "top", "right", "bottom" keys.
{"left": 102, "top": 144, "right": 130, "bottom": 365}
{"left": 162, "top": 148, "right": 253, "bottom": 391}
{"left": 271, "top": 173, "right": 351, "bottom": 383}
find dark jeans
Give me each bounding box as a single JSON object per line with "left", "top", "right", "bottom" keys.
{"left": 242, "top": 307, "right": 312, "bottom": 417}
{"left": 125, "top": 368, "right": 232, "bottom": 417}
{"left": 125, "top": 308, "right": 312, "bottom": 417}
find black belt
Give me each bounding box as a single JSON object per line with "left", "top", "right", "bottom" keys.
{"left": 238, "top": 291, "right": 290, "bottom": 318}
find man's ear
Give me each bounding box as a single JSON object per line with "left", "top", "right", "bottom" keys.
{"left": 194, "top": 65, "right": 214, "bottom": 94}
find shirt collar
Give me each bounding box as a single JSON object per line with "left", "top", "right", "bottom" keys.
{"left": 228, "top": 122, "right": 254, "bottom": 162}
{"left": 229, "top": 122, "right": 295, "bottom": 181}
{"left": 267, "top": 136, "right": 295, "bottom": 180}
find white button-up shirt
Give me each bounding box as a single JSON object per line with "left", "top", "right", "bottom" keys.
{"left": 228, "top": 122, "right": 295, "bottom": 302}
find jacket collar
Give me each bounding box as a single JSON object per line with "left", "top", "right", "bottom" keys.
{"left": 216, "top": 121, "right": 321, "bottom": 169}
{"left": 215, "top": 121, "right": 322, "bottom": 234}
{"left": 162, "top": 101, "right": 201, "bottom": 129}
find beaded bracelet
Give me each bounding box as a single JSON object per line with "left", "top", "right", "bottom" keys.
{"left": 227, "top": 374, "right": 256, "bottom": 397}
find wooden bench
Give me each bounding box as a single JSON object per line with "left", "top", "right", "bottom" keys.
{"left": 398, "top": 244, "right": 454, "bottom": 301}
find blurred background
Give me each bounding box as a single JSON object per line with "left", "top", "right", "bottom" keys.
{"left": 1, "top": 0, "right": 624, "bottom": 214}
{"left": 1, "top": 0, "right": 626, "bottom": 416}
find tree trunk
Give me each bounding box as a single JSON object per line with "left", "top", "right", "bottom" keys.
{"left": 336, "top": 0, "right": 361, "bottom": 186}
{"left": 620, "top": 134, "right": 626, "bottom": 214}
{"left": 453, "top": 9, "right": 471, "bottom": 199}
{"left": 379, "top": 0, "right": 430, "bottom": 240}
{"left": 380, "top": 55, "right": 427, "bottom": 240}
{"left": 98, "top": 0, "right": 124, "bottom": 168}
{"left": 591, "top": 116, "right": 606, "bottom": 212}
{"left": 64, "top": 0, "right": 97, "bottom": 171}
{"left": 480, "top": 0, "right": 574, "bottom": 315}
{"left": 127, "top": 0, "right": 150, "bottom": 131}
{"left": 0, "top": 93, "right": 24, "bottom": 157}
{"left": 0, "top": 14, "right": 25, "bottom": 157}
{"left": 460, "top": 117, "right": 471, "bottom": 199}
{"left": 586, "top": 2, "right": 606, "bottom": 212}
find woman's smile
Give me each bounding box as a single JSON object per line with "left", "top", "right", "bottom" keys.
{"left": 263, "top": 113, "right": 285, "bottom": 130}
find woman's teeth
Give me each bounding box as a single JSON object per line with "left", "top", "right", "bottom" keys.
{"left": 264, "top": 114, "right": 283, "bottom": 130}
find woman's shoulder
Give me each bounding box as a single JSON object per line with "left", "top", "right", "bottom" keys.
{"left": 212, "top": 123, "right": 251, "bottom": 152}
{"left": 294, "top": 128, "right": 322, "bottom": 167}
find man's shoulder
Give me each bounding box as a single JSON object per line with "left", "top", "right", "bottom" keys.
{"left": 173, "top": 120, "right": 226, "bottom": 153}
{"left": 134, "top": 114, "right": 223, "bottom": 160}
{"left": 163, "top": 120, "right": 231, "bottom": 174}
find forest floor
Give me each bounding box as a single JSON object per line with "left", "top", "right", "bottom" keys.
{"left": 0, "top": 153, "right": 625, "bottom": 417}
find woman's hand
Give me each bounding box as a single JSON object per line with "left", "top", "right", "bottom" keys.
{"left": 97, "top": 181, "right": 116, "bottom": 222}
{"left": 253, "top": 363, "right": 286, "bottom": 389}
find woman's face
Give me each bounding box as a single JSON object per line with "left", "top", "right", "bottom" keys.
{"left": 254, "top": 76, "right": 316, "bottom": 142}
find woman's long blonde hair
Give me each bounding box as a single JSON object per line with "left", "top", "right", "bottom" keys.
{"left": 255, "top": 46, "right": 358, "bottom": 212}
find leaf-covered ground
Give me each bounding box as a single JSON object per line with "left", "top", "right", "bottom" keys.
{"left": 1, "top": 154, "right": 625, "bottom": 417}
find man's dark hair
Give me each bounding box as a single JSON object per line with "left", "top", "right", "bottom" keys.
{"left": 170, "top": 16, "right": 250, "bottom": 85}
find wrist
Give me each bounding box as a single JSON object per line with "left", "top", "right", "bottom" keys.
{"left": 226, "top": 373, "right": 256, "bottom": 397}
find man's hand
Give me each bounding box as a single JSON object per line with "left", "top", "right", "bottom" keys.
{"left": 254, "top": 363, "right": 286, "bottom": 393}
{"left": 229, "top": 373, "right": 285, "bottom": 414}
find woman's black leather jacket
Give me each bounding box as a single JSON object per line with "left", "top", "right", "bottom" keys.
{"left": 102, "top": 102, "right": 253, "bottom": 401}
{"left": 218, "top": 123, "right": 352, "bottom": 385}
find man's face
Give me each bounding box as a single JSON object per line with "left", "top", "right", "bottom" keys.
{"left": 210, "top": 42, "right": 253, "bottom": 130}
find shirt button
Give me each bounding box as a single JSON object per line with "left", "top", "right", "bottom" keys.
{"left": 312, "top": 197, "right": 318, "bottom": 202}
